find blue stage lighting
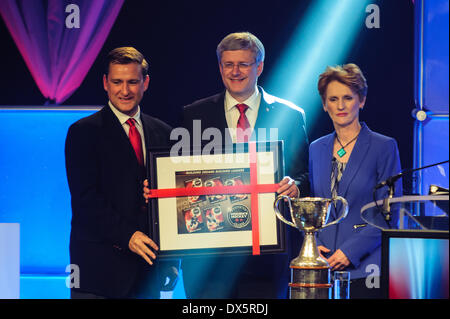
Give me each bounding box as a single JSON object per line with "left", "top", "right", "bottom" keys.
{"left": 0, "top": 106, "right": 187, "bottom": 299}
{"left": 0, "top": 107, "right": 98, "bottom": 298}
{"left": 265, "top": 0, "right": 371, "bottom": 126}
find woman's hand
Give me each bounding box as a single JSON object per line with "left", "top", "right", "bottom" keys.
{"left": 318, "top": 246, "right": 350, "bottom": 270}
{"left": 327, "top": 249, "right": 350, "bottom": 270}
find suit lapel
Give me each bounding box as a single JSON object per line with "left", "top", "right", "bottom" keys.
{"left": 208, "top": 92, "right": 227, "bottom": 129}
{"left": 210, "top": 92, "right": 232, "bottom": 142}
{"left": 337, "top": 123, "right": 371, "bottom": 197}
{"left": 319, "top": 134, "right": 335, "bottom": 198}
{"left": 254, "top": 86, "right": 277, "bottom": 127}
{"left": 101, "top": 106, "right": 139, "bottom": 166}
{"left": 254, "top": 87, "right": 272, "bottom": 130}
{"left": 253, "top": 87, "right": 281, "bottom": 143}
{"left": 141, "top": 114, "right": 154, "bottom": 147}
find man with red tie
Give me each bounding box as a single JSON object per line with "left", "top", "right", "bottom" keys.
{"left": 181, "top": 32, "right": 310, "bottom": 298}
{"left": 65, "top": 47, "right": 177, "bottom": 298}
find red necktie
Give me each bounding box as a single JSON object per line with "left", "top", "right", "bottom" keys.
{"left": 236, "top": 103, "right": 251, "bottom": 143}
{"left": 126, "top": 118, "right": 144, "bottom": 166}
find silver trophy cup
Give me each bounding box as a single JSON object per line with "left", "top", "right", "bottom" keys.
{"left": 274, "top": 196, "right": 348, "bottom": 299}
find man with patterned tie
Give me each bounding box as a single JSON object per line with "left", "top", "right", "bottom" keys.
{"left": 65, "top": 47, "right": 177, "bottom": 298}
{"left": 181, "top": 32, "right": 310, "bottom": 298}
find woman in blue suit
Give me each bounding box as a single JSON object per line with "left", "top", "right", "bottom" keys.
{"left": 309, "top": 64, "right": 402, "bottom": 298}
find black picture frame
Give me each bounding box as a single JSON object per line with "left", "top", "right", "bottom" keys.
{"left": 147, "top": 141, "right": 286, "bottom": 257}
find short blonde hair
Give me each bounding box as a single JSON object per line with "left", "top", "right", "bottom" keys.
{"left": 318, "top": 63, "right": 367, "bottom": 103}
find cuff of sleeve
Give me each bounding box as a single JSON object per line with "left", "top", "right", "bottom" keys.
{"left": 340, "top": 246, "right": 361, "bottom": 268}
{"left": 119, "top": 226, "right": 138, "bottom": 252}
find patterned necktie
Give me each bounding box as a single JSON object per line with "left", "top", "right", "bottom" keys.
{"left": 330, "top": 158, "right": 339, "bottom": 199}
{"left": 331, "top": 157, "right": 347, "bottom": 218}
{"left": 126, "top": 118, "right": 144, "bottom": 166}
{"left": 236, "top": 103, "right": 251, "bottom": 143}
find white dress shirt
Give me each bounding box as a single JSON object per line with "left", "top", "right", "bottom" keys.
{"left": 224, "top": 86, "right": 261, "bottom": 143}
{"left": 108, "top": 101, "right": 147, "bottom": 165}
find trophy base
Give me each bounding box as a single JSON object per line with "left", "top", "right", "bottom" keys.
{"left": 289, "top": 266, "right": 331, "bottom": 299}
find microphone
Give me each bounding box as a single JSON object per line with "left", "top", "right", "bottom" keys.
{"left": 372, "top": 160, "right": 449, "bottom": 225}
{"left": 374, "top": 172, "right": 403, "bottom": 190}
{"left": 374, "top": 160, "right": 449, "bottom": 191}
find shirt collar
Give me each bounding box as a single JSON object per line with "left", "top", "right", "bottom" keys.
{"left": 225, "top": 86, "right": 260, "bottom": 111}
{"left": 108, "top": 101, "right": 142, "bottom": 127}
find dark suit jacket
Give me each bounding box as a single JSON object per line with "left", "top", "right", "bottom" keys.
{"left": 65, "top": 105, "right": 172, "bottom": 298}
{"left": 183, "top": 87, "right": 309, "bottom": 192}
{"left": 181, "top": 87, "right": 309, "bottom": 298}
{"left": 309, "top": 122, "right": 402, "bottom": 279}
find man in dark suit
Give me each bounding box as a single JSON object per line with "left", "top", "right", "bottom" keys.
{"left": 65, "top": 47, "right": 177, "bottom": 298}
{"left": 180, "top": 32, "right": 309, "bottom": 298}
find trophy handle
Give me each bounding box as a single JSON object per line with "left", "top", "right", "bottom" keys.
{"left": 273, "top": 195, "right": 296, "bottom": 228}
{"left": 322, "top": 196, "right": 349, "bottom": 228}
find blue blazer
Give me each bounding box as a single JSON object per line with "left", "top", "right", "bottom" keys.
{"left": 309, "top": 122, "right": 402, "bottom": 279}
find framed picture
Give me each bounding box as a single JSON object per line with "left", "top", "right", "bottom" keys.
{"left": 147, "top": 141, "right": 285, "bottom": 257}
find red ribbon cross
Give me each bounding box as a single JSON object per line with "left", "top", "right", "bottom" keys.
{"left": 147, "top": 142, "right": 279, "bottom": 255}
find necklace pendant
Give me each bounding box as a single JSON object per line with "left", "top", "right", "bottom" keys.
{"left": 337, "top": 148, "right": 346, "bottom": 157}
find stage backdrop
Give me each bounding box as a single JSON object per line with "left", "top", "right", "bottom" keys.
{"left": 413, "top": 0, "right": 449, "bottom": 214}
{"left": 0, "top": 107, "right": 98, "bottom": 298}
{"left": 0, "top": 106, "right": 187, "bottom": 299}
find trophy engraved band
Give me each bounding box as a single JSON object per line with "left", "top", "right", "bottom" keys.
{"left": 274, "top": 196, "right": 348, "bottom": 299}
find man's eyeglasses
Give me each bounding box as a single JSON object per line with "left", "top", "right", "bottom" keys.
{"left": 221, "top": 61, "right": 257, "bottom": 71}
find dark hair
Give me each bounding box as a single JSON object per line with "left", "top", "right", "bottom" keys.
{"left": 216, "top": 32, "right": 265, "bottom": 64}
{"left": 318, "top": 63, "right": 368, "bottom": 103}
{"left": 105, "top": 47, "right": 149, "bottom": 77}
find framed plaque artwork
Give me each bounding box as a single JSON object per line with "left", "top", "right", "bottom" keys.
{"left": 147, "top": 141, "right": 286, "bottom": 257}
